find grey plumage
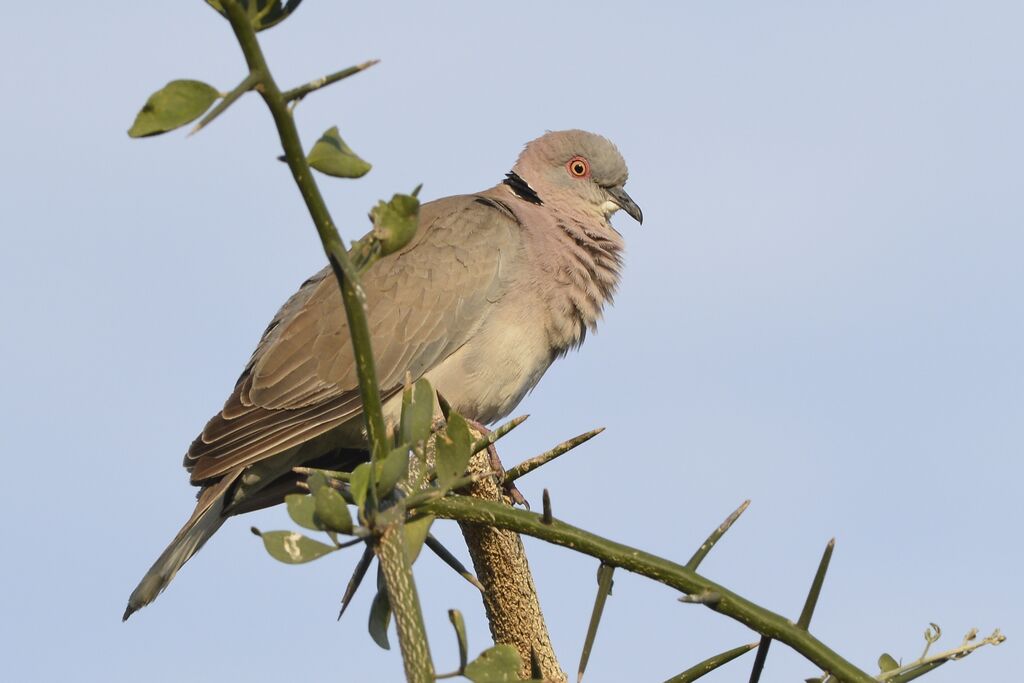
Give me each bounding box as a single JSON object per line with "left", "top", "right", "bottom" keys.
{"left": 124, "top": 129, "right": 641, "bottom": 620}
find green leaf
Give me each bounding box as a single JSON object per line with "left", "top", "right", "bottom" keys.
{"left": 256, "top": 530, "right": 335, "bottom": 564}
{"left": 375, "top": 445, "right": 409, "bottom": 498}
{"left": 284, "top": 493, "right": 320, "bottom": 531}
{"left": 464, "top": 644, "right": 526, "bottom": 683}
{"left": 400, "top": 378, "right": 434, "bottom": 448}
{"left": 349, "top": 462, "right": 371, "bottom": 512}
{"left": 368, "top": 587, "right": 391, "bottom": 650}
{"left": 128, "top": 80, "right": 219, "bottom": 138}
{"left": 313, "top": 485, "right": 352, "bottom": 534}
{"left": 205, "top": 0, "right": 303, "bottom": 31}
{"left": 307, "top": 470, "right": 329, "bottom": 494}
{"left": 370, "top": 190, "right": 421, "bottom": 255}
{"left": 449, "top": 609, "right": 469, "bottom": 672}
{"left": 436, "top": 412, "right": 473, "bottom": 490}
{"left": 307, "top": 126, "right": 371, "bottom": 178}
{"left": 879, "top": 653, "right": 900, "bottom": 672}
{"left": 404, "top": 515, "right": 434, "bottom": 565}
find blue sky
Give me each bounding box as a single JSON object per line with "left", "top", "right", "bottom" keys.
{"left": 1, "top": 2, "right": 1020, "bottom": 681}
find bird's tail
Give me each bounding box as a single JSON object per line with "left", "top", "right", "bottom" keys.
{"left": 122, "top": 475, "right": 235, "bottom": 621}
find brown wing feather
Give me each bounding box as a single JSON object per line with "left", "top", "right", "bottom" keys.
{"left": 184, "top": 195, "right": 519, "bottom": 484}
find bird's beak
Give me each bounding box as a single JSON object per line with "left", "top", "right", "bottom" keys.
{"left": 606, "top": 185, "right": 643, "bottom": 224}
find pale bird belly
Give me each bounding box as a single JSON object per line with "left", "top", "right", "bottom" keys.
{"left": 423, "top": 318, "right": 553, "bottom": 426}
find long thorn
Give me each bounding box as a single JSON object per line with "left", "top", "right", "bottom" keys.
{"left": 686, "top": 500, "right": 750, "bottom": 571}
{"left": 797, "top": 538, "right": 835, "bottom": 630}
{"left": 748, "top": 636, "right": 772, "bottom": 683}
{"left": 577, "top": 563, "right": 615, "bottom": 683}
{"left": 281, "top": 59, "right": 380, "bottom": 103}
{"left": 505, "top": 427, "right": 605, "bottom": 483}
{"left": 338, "top": 543, "right": 374, "bottom": 620}
{"left": 664, "top": 642, "right": 758, "bottom": 683}
{"left": 469, "top": 414, "right": 529, "bottom": 455}
{"left": 189, "top": 71, "right": 260, "bottom": 135}
{"left": 424, "top": 534, "right": 484, "bottom": 592}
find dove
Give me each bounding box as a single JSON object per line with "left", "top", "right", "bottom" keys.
{"left": 124, "top": 129, "right": 642, "bottom": 620}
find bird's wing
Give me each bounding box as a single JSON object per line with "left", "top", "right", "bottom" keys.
{"left": 185, "top": 194, "right": 521, "bottom": 483}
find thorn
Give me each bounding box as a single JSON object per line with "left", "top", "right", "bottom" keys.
{"left": 542, "top": 489, "right": 553, "bottom": 524}
{"left": 748, "top": 636, "right": 772, "bottom": 683}
{"left": 686, "top": 499, "right": 751, "bottom": 571}
{"left": 504, "top": 426, "right": 604, "bottom": 483}
{"left": 436, "top": 391, "right": 453, "bottom": 420}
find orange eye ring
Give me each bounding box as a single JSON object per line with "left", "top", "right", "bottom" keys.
{"left": 567, "top": 156, "right": 590, "bottom": 178}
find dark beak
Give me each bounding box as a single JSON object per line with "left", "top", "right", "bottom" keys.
{"left": 607, "top": 185, "right": 643, "bottom": 224}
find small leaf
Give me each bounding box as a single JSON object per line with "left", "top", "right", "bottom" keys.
{"left": 368, "top": 587, "right": 391, "bottom": 650}
{"left": 436, "top": 412, "right": 473, "bottom": 490}
{"left": 307, "top": 470, "right": 329, "bottom": 494}
{"left": 879, "top": 653, "right": 900, "bottom": 672}
{"left": 307, "top": 126, "right": 371, "bottom": 178}
{"left": 464, "top": 644, "right": 525, "bottom": 683}
{"left": 285, "top": 493, "right": 320, "bottom": 531}
{"left": 370, "top": 190, "right": 420, "bottom": 255}
{"left": 128, "top": 80, "right": 220, "bottom": 138}
{"left": 449, "top": 609, "right": 469, "bottom": 673}
{"left": 257, "top": 530, "right": 335, "bottom": 564}
{"left": 376, "top": 445, "right": 409, "bottom": 498}
{"left": 404, "top": 515, "right": 434, "bottom": 565}
{"left": 313, "top": 485, "right": 352, "bottom": 534}
{"left": 349, "top": 462, "right": 371, "bottom": 512}
{"left": 400, "top": 378, "right": 434, "bottom": 448}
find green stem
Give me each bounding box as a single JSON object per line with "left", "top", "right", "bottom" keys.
{"left": 217, "top": 2, "right": 428, "bottom": 676}
{"left": 419, "top": 495, "right": 875, "bottom": 683}
{"left": 218, "top": 1, "right": 388, "bottom": 507}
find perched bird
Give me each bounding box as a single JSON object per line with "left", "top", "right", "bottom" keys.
{"left": 124, "top": 129, "right": 642, "bottom": 620}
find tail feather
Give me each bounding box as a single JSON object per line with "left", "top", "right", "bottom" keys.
{"left": 123, "top": 475, "right": 235, "bottom": 621}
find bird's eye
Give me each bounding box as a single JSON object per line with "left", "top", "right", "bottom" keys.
{"left": 567, "top": 157, "right": 589, "bottom": 178}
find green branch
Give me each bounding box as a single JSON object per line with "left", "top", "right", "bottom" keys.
{"left": 218, "top": 0, "right": 388, "bottom": 472}
{"left": 419, "top": 495, "right": 875, "bottom": 683}
{"left": 217, "top": 1, "right": 428, "bottom": 677}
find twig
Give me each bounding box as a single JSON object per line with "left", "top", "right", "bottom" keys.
{"left": 421, "top": 495, "right": 875, "bottom": 683}
{"left": 877, "top": 629, "right": 1006, "bottom": 682}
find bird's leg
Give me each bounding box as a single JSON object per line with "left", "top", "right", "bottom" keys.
{"left": 466, "top": 418, "right": 529, "bottom": 509}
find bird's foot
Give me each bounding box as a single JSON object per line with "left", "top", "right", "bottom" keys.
{"left": 466, "top": 418, "right": 529, "bottom": 509}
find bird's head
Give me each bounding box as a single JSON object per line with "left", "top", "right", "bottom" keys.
{"left": 508, "top": 129, "right": 642, "bottom": 225}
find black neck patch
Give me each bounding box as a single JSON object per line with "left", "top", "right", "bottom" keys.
{"left": 503, "top": 172, "right": 543, "bottom": 205}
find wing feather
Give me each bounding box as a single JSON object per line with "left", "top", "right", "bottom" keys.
{"left": 184, "top": 195, "right": 519, "bottom": 483}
